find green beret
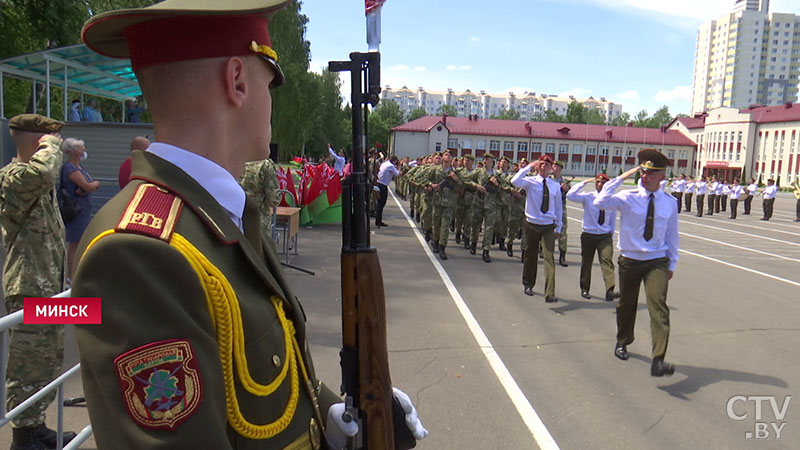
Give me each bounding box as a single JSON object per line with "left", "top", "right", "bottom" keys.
{"left": 8, "top": 114, "right": 64, "bottom": 134}
{"left": 553, "top": 160, "right": 564, "bottom": 168}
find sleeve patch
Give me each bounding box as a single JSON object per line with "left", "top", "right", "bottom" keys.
{"left": 117, "top": 183, "right": 183, "bottom": 242}
{"left": 114, "top": 339, "right": 203, "bottom": 430}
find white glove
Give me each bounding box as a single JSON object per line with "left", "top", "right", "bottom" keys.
{"left": 325, "top": 402, "right": 359, "bottom": 450}
{"left": 393, "top": 387, "right": 428, "bottom": 441}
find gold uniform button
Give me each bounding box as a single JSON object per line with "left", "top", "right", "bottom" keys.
{"left": 272, "top": 355, "right": 281, "bottom": 367}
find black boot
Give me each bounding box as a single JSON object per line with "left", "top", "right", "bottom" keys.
{"left": 469, "top": 242, "right": 477, "bottom": 255}
{"left": 35, "top": 424, "right": 77, "bottom": 449}
{"left": 439, "top": 245, "right": 448, "bottom": 260}
{"left": 482, "top": 249, "right": 491, "bottom": 263}
{"left": 432, "top": 241, "right": 439, "bottom": 253}
{"left": 425, "top": 229, "right": 431, "bottom": 242}
{"left": 409, "top": 208, "right": 414, "bottom": 218}
{"left": 455, "top": 231, "right": 462, "bottom": 244}
{"left": 559, "top": 250, "right": 568, "bottom": 267}
{"left": 416, "top": 212, "right": 421, "bottom": 223}
{"left": 11, "top": 427, "right": 47, "bottom": 450}
{"left": 507, "top": 242, "right": 513, "bottom": 257}
{"left": 521, "top": 249, "right": 525, "bottom": 262}
{"left": 498, "top": 238, "right": 506, "bottom": 251}
{"left": 463, "top": 237, "right": 470, "bottom": 249}
{"left": 450, "top": 221, "right": 455, "bottom": 232}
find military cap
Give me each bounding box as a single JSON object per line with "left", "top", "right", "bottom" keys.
{"left": 553, "top": 160, "right": 564, "bottom": 168}
{"left": 482, "top": 153, "right": 495, "bottom": 160}
{"left": 499, "top": 156, "right": 510, "bottom": 163}
{"left": 638, "top": 148, "right": 669, "bottom": 171}
{"left": 81, "top": 0, "right": 290, "bottom": 87}
{"left": 8, "top": 114, "right": 64, "bottom": 134}
{"left": 538, "top": 154, "right": 553, "bottom": 164}
{"left": 462, "top": 154, "right": 475, "bottom": 160}
{"left": 596, "top": 173, "right": 610, "bottom": 181}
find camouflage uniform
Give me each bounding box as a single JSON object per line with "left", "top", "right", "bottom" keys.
{"left": 429, "top": 166, "right": 462, "bottom": 249}
{"left": 412, "top": 165, "right": 435, "bottom": 236}
{"left": 467, "top": 164, "right": 508, "bottom": 252}
{"left": 0, "top": 135, "right": 67, "bottom": 428}
{"left": 494, "top": 169, "right": 512, "bottom": 246}
{"left": 551, "top": 175, "right": 571, "bottom": 254}
{"left": 456, "top": 165, "right": 476, "bottom": 247}
{"left": 238, "top": 158, "right": 280, "bottom": 235}
{"left": 507, "top": 180, "right": 526, "bottom": 254}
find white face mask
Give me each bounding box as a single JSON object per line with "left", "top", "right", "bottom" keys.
{"left": 80, "top": 151, "right": 88, "bottom": 161}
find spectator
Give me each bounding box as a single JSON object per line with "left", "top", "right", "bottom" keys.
{"left": 1, "top": 114, "right": 76, "bottom": 449}
{"left": 68, "top": 99, "right": 82, "bottom": 121}
{"left": 82, "top": 99, "right": 103, "bottom": 122}
{"left": 125, "top": 99, "right": 146, "bottom": 123}
{"left": 61, "top": 138, "right": 100, "bottom": 278}
{"left": 328, "top": 144, "right": 346, "bottom": 176}
{"left": 118, "top": 135, "right": 150, "bottom": 188}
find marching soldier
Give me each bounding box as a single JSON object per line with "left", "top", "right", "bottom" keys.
{"left": 694, "top": 176, "right": 707, "bottom": 217}
{"left": 1, "top": 115, "right": 77, "bottom": 450}
{"left": 744, "top": 178, "right": 757, "bottom": 215}
{"left": 511, "top": 155, "right": 563, "bottom": 302}
{"left": 493, "top": 157, "right": 512, "bottom": 252}
{"left": 466, "top": 154, "right": 506, "bottom": 263}
{"left": 567, "top": 174, "right": 619, "bottom": 302}
{"left": 428, "top": 150, "right": 462, "bottom": 259}
{"left": 760, "top": 178, "right": 778, "bottom": 220}
{"left": 729, "top": 181, "right": 744, "bottom": 219}
{"left": 707, "top": 175, "right": 718, "bottom": 216}
{"left": 594, "top": 149, "right": 679, "bottom": 377}
{"left": 506, "top": 161, "right": 527, "bottom": 259}
{"left": 71, "top": 2, "right": 425, "bottom": 449}
{"left": 457, "top": 154, "right": 476, "bottom": 250}
{"left": 670, "top": 174, "right": 686, "bottom": 213}
{"left": 683, "top": 177, "right": 694, "bottom": 213}
{"left": 416, "top": 154, "right": 439, "bottom": 242}
{"left": 721, "top": 180, "right": 730, "bottom": 212}
{"left": 551, "top": 160, "right": 571, "bottom": 267}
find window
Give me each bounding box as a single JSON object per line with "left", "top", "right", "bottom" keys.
{"left": 559, "top": 144, "right": 569, "bottom": 154}
{"left": 477, "top": 140, "right": 486, "bottom": 150}
{"left": 587, "top": 145, "right": 597, "bottom": 155}
{"left": 532, "top": 142, "right": 542, "bottom": 152}
{"left": 504, "top": 141, "right": 514, "bottom": 151}
{"left": 599, "top": 146, "right": 609, "bottom": 156}
{"left": 545, "top": 143, "right": 555, "bottom": 153}
{"left": 517, "top": 142, "right": 528, "bottom": 152}
{"left": 667, "top": 150, "right": 674, "bottom": 158}
{"left": 626, "top": 147, "right": 635, "bottom": 157}
{"left": 448, "top": 137, "right": 458, "bottom": 148}
{"left": 573, "top": 144, "right": 583, "bottom": 154}
{"left": 585, "top": 163, "right": 595, "bottom": 172}
{"left": 613, "top": 146, "right": 622, "bottom": 156}
{"left": 571, "top": 163, "right": 581, "bottom": 171}
{"left": 489, "top": 140, "right": 500, "bottom": 151}
{"left": 435, "top": 142, "right": 442, "bottom": 152}
{"left": 463, "top": 139, "right": 472, "bottom": 149}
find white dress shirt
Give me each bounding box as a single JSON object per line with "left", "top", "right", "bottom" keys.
{"left": 763, "top": 185, "right": 778, "bottom": 199}
{"left": 708, "top": 181, "right": 719, "bottom": 194}
{"left": 730, "top": 184, "right": 744, "bottom": 200}
{"left": 685, "top": 181, "right": 695, "bottom": 194}
{"left": 511, "top": 166, "right": 563, "bottom": 233}
{"left": 148, "top": 142, "right": 246, "bottom": 232}
{"left": 594, "top": 175, "right": 679, "bottom": 270}
{"left": 747, "top": 183, "right": 758, "bottom": 195}
{"left": 722, "top": 184, "right": 731, "bottom": 196}
{"left": 671, "top": 178, "right": 686, "bottom": 193}
{"left": 377, "top": 160, "right": 400, "bottom": 186}
{"left": 566, "top": 181, "right": 616, "bottom": 235}
{"left": 329, "top": 147, "right": 346, "bottom": 176}
{"left": 695, "top": 181, "right": 707, "bottom": 195}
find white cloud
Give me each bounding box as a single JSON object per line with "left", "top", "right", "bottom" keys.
{"left": 558, "top": 87, "right": 594, "bottom": 99}
{"left": 469, "top": 36, "right": 481, "bottom": 42}
{"left": 446, "top": 65, "right": 472, "bottom": 71}
{"left": 616, "top": 90, "right": 641, "bottom": 103}
{"left": 654, "top": 85, "right": 692, "bottom": 103}
{"left": 387, "top": 64, "right": 410, "bottom": 71}
{"left": 413, "top": 66, "right": 427, "bottom": 72}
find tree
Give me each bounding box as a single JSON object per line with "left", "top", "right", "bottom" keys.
{"left": 436, "top": 104, "right": 457, "bottom": 116}
{"left": 565, "top": 101, "right": 587, "bottom": 124}
{"left": 585, "top": 108, "right": 607, "bottom": 125}
{"left": 542, "top": 109, "right": 565, "bottom": 123}
{"left": 368, "top": 101, "right": 405, "bottom": 150}
{"left": 632, "top": 110, "right": 650, "bottom": 127}
{"left": 649, "top": 106, "right": 673, "bottom": 128}
{"left": 490, "top": 108, "right": 520, "bottom": 120}
{"left": 609, "top": 112, "right": 632, "bottom": 126}
{"left": 740, "top": 166, "right": 747, "bottom": 185}
{"left": 407, "top": 107, "right": 427, "bottom": 122}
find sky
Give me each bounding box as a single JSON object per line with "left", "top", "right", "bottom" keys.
{"left": 300, "top": 0, "right": 797, "bottom": 117}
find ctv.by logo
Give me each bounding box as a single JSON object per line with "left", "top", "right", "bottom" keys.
{"left": 726, "top": 395, "right": 792, "bottom": 440}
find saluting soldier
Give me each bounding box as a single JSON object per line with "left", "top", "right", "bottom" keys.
{"left": 1, "top": 115, "right": 77, "bottom": 450}
{"left": 511, "top": 155, "right": 563, "bottom": 302}
{"left": 238, "top": 158, "right": 281, "bottom": 235}
{"left": 71, "top": 2, "right": 425, "bottom": 449}
{"left": 566, "top": 173, "right": 619, "bottom": 302}
{"left": 594, "top": 149, "right": 679, "bottom": 377}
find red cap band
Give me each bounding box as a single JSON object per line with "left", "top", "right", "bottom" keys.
{"left": 538, "top": 155, "right": 553, "bottom": 164}
{"left": 124, "top": 15, "right": 272, "bottom": 71}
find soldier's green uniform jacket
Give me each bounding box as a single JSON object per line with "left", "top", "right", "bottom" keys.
{"left": 239, "top": 158, "right": 280, "bottom": 230}
{"left": 72, "top": 152, "right": 340, "bottom": 450}
{"left": 0, "top": 135, "right": 66, "bottom": 298}
{"left": 466, "top": 166, "right": 508, "bottom": 209}
{"left": 428, "top": 165, "right": 463, "bottom": 207}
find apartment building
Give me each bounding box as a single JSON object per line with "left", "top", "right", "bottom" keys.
{"left": 671, "top": 102, "right": 800, "bottom": 184}
{"left": 390, "top": 115, "right": 695, "bottom": 178}
{"left": 380, "top": 86, "right": 624, "bottom": 122}
{"left": 691, "top": 1, "right": 800, "bottom": 114}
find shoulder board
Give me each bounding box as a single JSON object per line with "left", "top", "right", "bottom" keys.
{"left": 116, "top": 183, "right": 183, "bottom": 243}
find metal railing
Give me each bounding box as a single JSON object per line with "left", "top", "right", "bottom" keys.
{"left": 0, "top": 290, "right": 93, "bottom": 449}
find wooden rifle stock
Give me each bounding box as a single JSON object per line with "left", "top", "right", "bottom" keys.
{"left": 330, "top": 52, "right": 395, "bottom": 450}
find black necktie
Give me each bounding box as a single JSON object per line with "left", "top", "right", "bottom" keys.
{"left": 598, "top": 210, "right": 605, "bottom": 225}
{"left": 541, "top": 180, "right": 549, "bottom": 213}
{"left": 644, "top": 193, "right": 654, "bottom": 241}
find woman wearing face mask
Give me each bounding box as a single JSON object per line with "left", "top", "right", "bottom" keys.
{"left": 60, "top": 138, "right": 100, "bottom": 280}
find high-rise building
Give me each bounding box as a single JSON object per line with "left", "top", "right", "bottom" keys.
{"left": 691, "top": 1, "right": 799, "bottom": 114}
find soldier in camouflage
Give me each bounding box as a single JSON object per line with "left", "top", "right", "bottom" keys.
{"left": 413, "top": 154, "right": 438, "bottom": 243}
{"left": 238, "top": 158, "right": 281, "bottom": 235}
{"left": 551, "top": 160, "right": 571, "bottom": 267}
{"left": 506, "top": 160, "right": 527, "bottom": 259}
{"left": 1, "top": 114, "right": 76, "bottom": 450}
{"left": 427, "top": 150, "right": 462, "bottom": 260}
{"left": 465, "top": 154, "right": 508, "bottom": 263}
{"left": 493, "top": 157, "right": 512, "bottom": 252}
{"left": 456, "top": 154, "right": 476, "bottom": 250}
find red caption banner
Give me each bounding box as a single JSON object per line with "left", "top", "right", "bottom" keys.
{"left": 23, "top": 298, "right": 102, "bottom": 324}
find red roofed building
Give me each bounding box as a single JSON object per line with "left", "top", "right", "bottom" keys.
{"left": 390, "top": 115, "right": 697, "bottom": 177}
{"left": 668, "top": 103, "right": 800, "bottom": 184}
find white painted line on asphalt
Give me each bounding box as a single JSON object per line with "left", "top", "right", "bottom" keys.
{"left": 390, "top": 190, "right": 561, "bottom": 450}
{"left": 565, "top": 214, "right": 800, "bottom": 287}
{"left": 677, "top": 215, "right": 800, "bottom": 240}
{"left": 679, "top": 231, "right": 800, "bottom": 264}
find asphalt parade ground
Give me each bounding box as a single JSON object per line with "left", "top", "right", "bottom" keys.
{"left": 2, "top": 189, "right": 797, "bottom": 449}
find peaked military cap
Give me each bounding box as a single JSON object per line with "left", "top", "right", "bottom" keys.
{"left": 553, "top": 160, "right": 564, "bottom": 168}
{"left": 81, "top": 0, "right": 290, "bottom": 87}
{"left": 638, "top": 148, "right": 669, "bottom": 171}
{"left": 8, "top": 114, "right": 64, "bottom": 134}
{"left": 482, "top": 153, "right": 495, "bottom": 160}
{"left": 462, "top": 154, "right": 475, "bottom": 160}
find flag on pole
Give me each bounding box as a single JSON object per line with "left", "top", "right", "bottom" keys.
{"left": 365, "top": 0, "right": 386, "bottom": 51}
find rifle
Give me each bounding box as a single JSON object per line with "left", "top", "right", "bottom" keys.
{"left": 329, "top": 52, "right": 395, "bottom": 450}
